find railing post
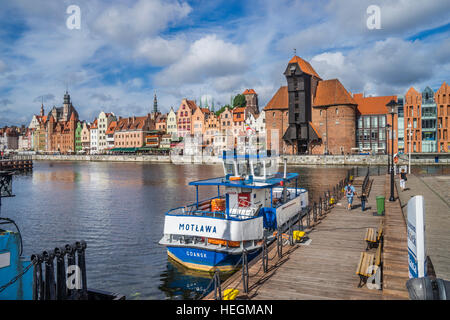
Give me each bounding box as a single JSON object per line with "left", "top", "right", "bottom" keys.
{"left": 43, "top": 251, "right": 56, "bottom": 300}
{"left": 277, "top": 228, "right": 282, "bottom": 258}
{"left": 213, "top": 270, "right": 221, "bottom": 300}
{"left": 242, "top": 250, "right": 249, "bottom": 293}
{"left": 65, "top": 244, "right": 76, "bottom": 299}
{"left": 54, "top": 247, "right": 67, "bottom": 300}
{"left": 31, "top": 254, "right": 44, "bottom": 300}
{"left": 306, "top": 206, "right": 311, "bottom": 229}
{"left": 76, "top": 241, "right": 88, "bottom": 300}
{"left": 313, "top": 202, "right": 317, "bottom": 222}
{"left": 262, "top": 236, "right": 268, "bottom": 273}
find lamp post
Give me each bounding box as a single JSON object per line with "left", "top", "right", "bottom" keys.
{"left": 386, "top": 100, "right": 398, "bottom": 202}
{"left": 408, "top": 123, "right": 412, "bottom": 174}
{"left": 386, "top": 123, "right": 391, "bottom": 175}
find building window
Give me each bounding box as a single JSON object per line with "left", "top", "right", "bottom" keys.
{"left": 371, "top": 116, "right": 378, "bottom": 127}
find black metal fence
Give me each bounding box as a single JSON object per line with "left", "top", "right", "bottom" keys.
{"left": 30, "top": 241, "right": 124, "bottom": 300}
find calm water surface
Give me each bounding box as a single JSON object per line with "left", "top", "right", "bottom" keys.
{"left": 2, "top": 161, "right": 445, "bottom": 299}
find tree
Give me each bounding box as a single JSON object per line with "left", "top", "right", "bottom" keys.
{"left": 215, "top": 104, "right": 232, "bottom": 117}
{"left": 232, "top": 94, "right": 247, "bottom": 108}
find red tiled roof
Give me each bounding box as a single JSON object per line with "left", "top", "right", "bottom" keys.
{"left": 243, "top": 89, "right": 256, "bottom": 95}
{"left": 185, "top": 99, "right": 198, "bottom": 111}
{"left": 309, "top": 121, "right": 321, "bottom": 140}
{"left": 313, "top": 79, "right": 357, "bottom": 107}
{"left": 90, "top": 119, "right": 98, "bottom": 129}
{"left": 264, "top": 86, "right": 289, "bottom": 111}
{"left": 353, "top": 94, "right": 397, "bottom": 115}
{"left": 289, "top": 56, "right": 321, "bottom": 79}
{"left": 106, "top": 121, "right": 117, "bottom": 134}
{"left": 116, "top": 116, "right": 149, "bottom": 131}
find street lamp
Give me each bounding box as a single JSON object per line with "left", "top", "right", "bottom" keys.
{"left": 386, "top": 123, "right": 391, "bottom": 174}
{"left": 386, "top": 99, "right": 398, "bottom": 202}
{"left": 408, "top": 123, "right": 412, "bottom": 174}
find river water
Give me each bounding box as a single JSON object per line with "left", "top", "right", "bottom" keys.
{"left": 1, "top": 161, "right": 445, "bottom": 299}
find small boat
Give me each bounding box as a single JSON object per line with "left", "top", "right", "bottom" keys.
{"left": 159, "top": 150, "right": 308, "bottom": 273}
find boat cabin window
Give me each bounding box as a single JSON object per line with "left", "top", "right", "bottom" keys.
{"left": 224, "top": 163, "right": 234, "bottom": 175}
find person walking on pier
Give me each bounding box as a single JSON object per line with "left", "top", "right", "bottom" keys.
{"left": 399, "top": 168, "right": 407, "bottom": 191}
{"left": 360, "top": 192, "right": 367, "bottom": 212}
{"left": 344, "top": 181, "right": 356, "bottom": 210}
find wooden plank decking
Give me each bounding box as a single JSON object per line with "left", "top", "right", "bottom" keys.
{"left": 381, "top": 175, "right": 410, "bottom": 300}
{"left": 204, "top": 175, "right": 400, "bottom": 300}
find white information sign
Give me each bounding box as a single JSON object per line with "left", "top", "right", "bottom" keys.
{"left": 407, "top": 195, "right": 427, "bottom": 278}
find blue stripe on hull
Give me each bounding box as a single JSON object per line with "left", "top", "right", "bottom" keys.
{"left": 167, "top": 246, "right": 260, "bottom": 272}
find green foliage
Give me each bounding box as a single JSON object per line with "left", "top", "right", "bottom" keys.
{"left": 215, "top": 104, "right": 233, "bottom": 117}
{"left": 232, "top": 94, "right": 247, "bottom": 108}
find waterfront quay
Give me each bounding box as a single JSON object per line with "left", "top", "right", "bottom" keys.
{"left": 32, "top": 153, "right": 450, "bottom": 165}
{"left": 395, "top": 173, "right": 450, "bottom": 281}
{"left": 204, "top": 173, "right": 414, "bottom": 300}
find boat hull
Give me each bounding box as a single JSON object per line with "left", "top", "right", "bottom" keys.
{"left": 167, "top": 246, "right": 260, "bottom": 273}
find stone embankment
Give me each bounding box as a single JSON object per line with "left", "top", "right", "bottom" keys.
{"left": 32, "top": 153, "right": 450, "bottom": 165}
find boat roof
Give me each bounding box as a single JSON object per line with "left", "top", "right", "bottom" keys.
{"left": 188, "top": 172, "right": 299, "bottom": 189}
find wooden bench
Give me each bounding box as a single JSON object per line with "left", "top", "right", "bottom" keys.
{"left": 364, "top": 220, "right": 383, "bottom": 250}
{"left": 355, "top": 252, "right": 375, "bottom": 287}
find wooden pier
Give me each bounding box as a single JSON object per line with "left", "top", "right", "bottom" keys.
{"left": 204, "top": 173, "right": 410, "bottom": 300}
{"left": 0, "top": 158, "right": 33, "bottom": 172}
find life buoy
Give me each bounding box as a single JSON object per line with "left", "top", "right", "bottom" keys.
{"left": 393, "top": 153, "right": 399, "bottom": 164}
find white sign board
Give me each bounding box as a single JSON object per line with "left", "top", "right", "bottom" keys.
{"left": 407, "top": 195, "right": 427, "bottom": 278}
{"left": 0, "top": 252, "right": 11, "bottom": 269}
{"left": 164, "top": 215, "right": 263, "bottom": 241}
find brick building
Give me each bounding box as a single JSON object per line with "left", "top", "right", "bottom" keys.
{"left": 435, "top": 82, "right": 449, "bottom": 153}
{"left": 176, "top": 99, "right": 198, "bottom": 138}
{"left": 114, "top": 115, "right": 155, "bottom": 148}
{"left": 242, "top": 89, "right": 259, "bottom": 115}
{"left": 353, "top": 94, "right": 398, "bottom": 154}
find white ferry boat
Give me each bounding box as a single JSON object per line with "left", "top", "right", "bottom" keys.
{"left": 159, "top": 150, "right": 308, "bottom": 272}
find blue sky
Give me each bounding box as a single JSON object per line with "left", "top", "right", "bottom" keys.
{"left": 0, "top": 0, "right": 449, "bottom": 126}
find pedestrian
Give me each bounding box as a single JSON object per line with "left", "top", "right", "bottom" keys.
{"left": 399, "top": 168, "right": 407, "bottom": 191}
{"left": 360, "top": 192, "right": 367, "bottom": 212}
{"left": 344, "top": 180, "right": 356, "bottom": 210}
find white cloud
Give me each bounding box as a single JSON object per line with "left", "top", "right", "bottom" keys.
{"left": 311, "top": 37, "right": 449, "bottom": 96}
{"left": 154, "top": 35, "right": 248, "bottom": 86}
{"left": 93, "top": 0, "right": 191, "bottom": 44}
{"left": 135, "top": 36, "right": 187, "bottom": 66}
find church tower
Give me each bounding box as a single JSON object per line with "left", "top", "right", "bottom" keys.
{"left": 153, "top": 92, "right": 158, "bottom": 114}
